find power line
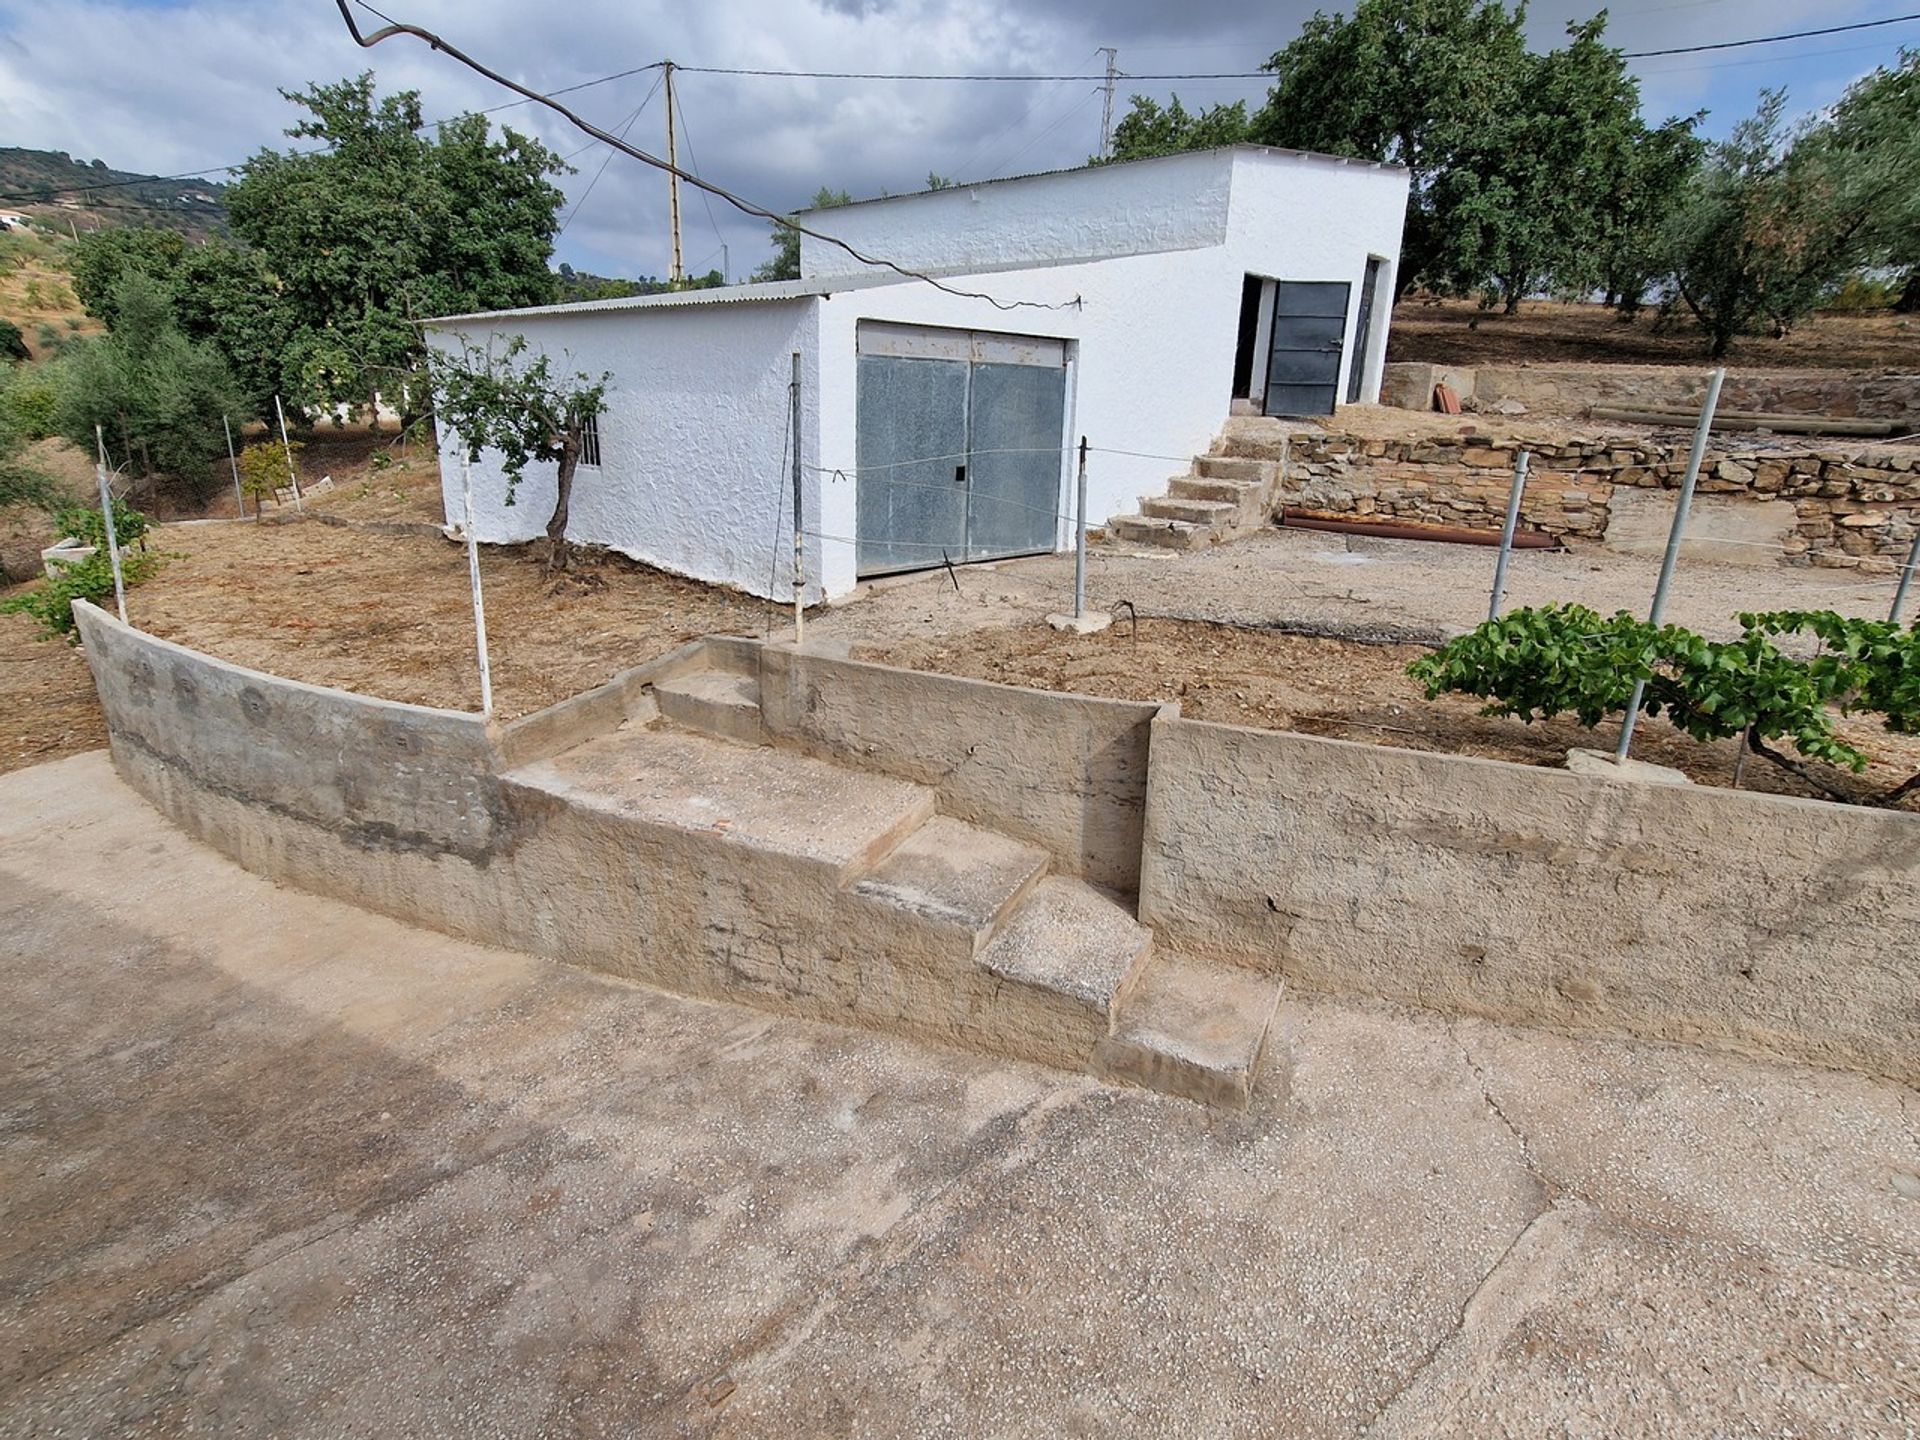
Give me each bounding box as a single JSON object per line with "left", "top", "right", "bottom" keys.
{"left": 674, "top": 65, "right": 1271, "bottom": 81}
{"left": 333, "top": 2, "right": 1079, "bottom": 313}
{"left": 557, "top": 72, "right": 666, "bottom": 237}
{"left": 1620, "top": 11, "right": 1920, "bottom": 58}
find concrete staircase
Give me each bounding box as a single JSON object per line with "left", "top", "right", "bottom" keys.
{"left": 504, "top": 656, "right": 1282, "bottom": 1108}
{"left": 1106, "top": 421, "right": 1301, "bottom": 552}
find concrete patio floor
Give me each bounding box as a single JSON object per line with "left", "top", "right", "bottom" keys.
{"left": 1, "top": 753, "right": 1915, "bottom": 1437}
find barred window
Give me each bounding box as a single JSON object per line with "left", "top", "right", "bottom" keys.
{"left": 578, "top": 411, "right": 602, "bottom": 467}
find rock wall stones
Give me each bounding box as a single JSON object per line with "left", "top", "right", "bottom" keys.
{"left": 1382, "top": 361, "right": 1920, "bottom": 423}
{"left": 1232, "top": 429, "right": 1920, "bottom": 571}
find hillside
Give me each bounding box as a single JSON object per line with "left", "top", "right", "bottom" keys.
{"left": 0, "top": 148, "right": 228, "bottom": 241}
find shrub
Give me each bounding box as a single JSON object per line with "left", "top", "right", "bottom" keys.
{"left": 1408, "top": 604, "right": 1919, "bottom": 805}
{"left": 0, "top": 500, "right": 159, "bottom": 641}
{"left": 0, "top": 319, "right": 26, "bottom": 363}
{"left": 236, "top": 439, "right": 299, "bottom": 509}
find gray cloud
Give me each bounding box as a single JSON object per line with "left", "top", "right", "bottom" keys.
{"left": 0, "top": 0, "right": 1900, "bottom": 282}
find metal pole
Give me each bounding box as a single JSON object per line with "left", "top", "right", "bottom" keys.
{"left": 1097, "top": 48, "right": 1118, "bottom": 160}
{"left": 1890, "top": 529, "right": 1920, "bottom": 625}
{"left": 1616, "top": 367, "right": 1725, "bottom": 762}
{"left": 790, "top": 351, "right": 804, "bottom": 646}
{"left": 274, "top": 395, "right": 303, "bottom": 512}
{"left": 1488, "top": 449, "right": 1531, "bottom": 622}
{"left": 93, "top": 425, "right": 127, "bottom": 624}
{"left": 1073, "top": 436, "right": 1090, "bottom": 618}
{"left": 461, "top": 457, "right": 493, "bottom": 717}
{"left": 222, "top": 415, "right": 244, "bottom": 519}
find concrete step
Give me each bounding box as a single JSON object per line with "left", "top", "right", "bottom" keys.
{"left": 1169, "top": 475, "right": 1259, "bottom": 506}
{"left": 851, "top": 815, "right": 1050, "bottom": 955}
{"left": 654, "top": 668, "right": 763, "bottom": 745}
{"left": 1140, "top": 496, "right": 1238, "bottom": 527}
{"left": 1196, "top": 454, "right": 1280, "bottom": 484}
{"left": 1108, "top": 514, "right": 1212, "bottom": 552}
{"left": 978, "top": 876, "right": 1153, "bottom": 1034}
{"left": 510, "top": 726, "right": 935, "bottom": 885}
{"left": 1094, "top": 958, "right": 1285, "bottom": 1110}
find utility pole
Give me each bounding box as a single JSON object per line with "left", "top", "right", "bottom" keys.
{"left": 1097, "top": 48, "right": 1118, "bottom": 161}
{"left": 664, "top": 59, "right": 685, "bottom": 286}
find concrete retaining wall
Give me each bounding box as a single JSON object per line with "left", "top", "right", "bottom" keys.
{"left": 73, "top": 601, "right": 502, "bottom": 860}
{"left": 755, "top": 643, "right": 1159, "bottom": 891}
{"left": 1139, "top": 714, "right": 1920, "bottom": 1082}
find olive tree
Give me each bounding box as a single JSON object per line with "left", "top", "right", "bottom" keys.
{"left": 429, "top": 336, "right": 608, "bottom": 572}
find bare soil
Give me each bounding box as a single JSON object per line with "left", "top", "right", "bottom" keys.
{"left": 0, "top": 603, "right": 104, "bottom": 775}
{"left": 865, "top": 617, "right": 1920, "bottom": 808}
{"left": 1389, "top": 297, "right": 1920, "bottom": 371}
{"left": 114, "top": 517, "right": 774, "bottom": 720}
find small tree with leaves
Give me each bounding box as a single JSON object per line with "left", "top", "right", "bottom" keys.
{"left": 430, "top": 337, "right": 608, "bottom": 572}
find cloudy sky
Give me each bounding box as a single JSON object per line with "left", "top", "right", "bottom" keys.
{"left": 1, "top": 0, "right": 1914, "bottom": 282}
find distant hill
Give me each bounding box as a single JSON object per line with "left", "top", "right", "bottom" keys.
{"left": 0, "top": 148, "right": 228, "bottom": 241}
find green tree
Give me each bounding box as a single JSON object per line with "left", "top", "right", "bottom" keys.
{"left": 1596, "top": 118, "right": 1706, "bottom": 318}
{"left": 753, "top": 186, "right": 851, "bottom": 282}
{"left": 52, "top": 272, "right": 239, "bottom": 501}
{"left": 1432, "top": 16, "right": 1691, "bottom": 311}
{"left": 1252, "top": 0, "right": 1531, "bottom": 296}
{"left": 1105, "top": 95, "right": 1251, "bottom": 163}
{"left": 1822, "top": 49, "right": 1920, "bottom": 311}
{"left": 429, "top": 336, "right": 608, "bottom": 572}
{"left": 0, "top": 318, "right": 26, "bottom": 364}
{"left": 1658, "top": 91, "right": 1871, "bottom": 357}
{"left": 228, "top": 74, "right": 567, "bottom": 423}
{"left": 67, "top": 226, "right": 188, "bottom": 325}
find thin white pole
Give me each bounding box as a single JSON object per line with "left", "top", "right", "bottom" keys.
{"left": 461, "top": 457, "right": 494, "bottom": 717}
{"left": 1488, "top": 450, "right": 1531, "bottom": 622}
{"left": 1616, "top": 367, "right": 1725, "bottom": 763}
{"left": 1074, "top": 436, "right": 1089, "bottom": 618}
{"left": 222, "top": 415, "right": 244, "bottom": 518}
{"left": 274, "top": 394, "right": 303, "bottom": 512}
{"left": 93, "top": 425, "right": 127, "bottom": 624}
{"left": 790, "top": 350, "right": 804, "bottom": 646}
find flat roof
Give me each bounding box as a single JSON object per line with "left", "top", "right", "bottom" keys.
{"left": 801, "top": 142, "right": 1407, "bottom": 216}
{"left": 426, "top": 270, "right": 909, "bottom": 327}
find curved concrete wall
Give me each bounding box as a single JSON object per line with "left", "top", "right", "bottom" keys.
{"left": 1139, "top": 714, "right": 1920, "bottom": 1083}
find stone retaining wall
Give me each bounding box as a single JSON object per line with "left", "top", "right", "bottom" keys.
{"left": 1255, "top": 430, "right": 1920, "bottom": 570}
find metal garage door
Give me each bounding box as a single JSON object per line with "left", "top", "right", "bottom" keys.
{"left": 856, "top": 323, "right": 1067, "bottom": 578}
{"left": 1265, "top": 281, "right": 1351, "bottom": 418}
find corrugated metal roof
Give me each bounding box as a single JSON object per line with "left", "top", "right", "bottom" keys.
{"left": 801, "top": 143, "right": 1406, "bottom": 215}
{"left": 425, "top": 270, "right": 909, "bottom": 326}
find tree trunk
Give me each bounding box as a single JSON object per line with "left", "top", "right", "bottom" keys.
{"left": 546, "top": 439, "right": 581, "bottom": 572}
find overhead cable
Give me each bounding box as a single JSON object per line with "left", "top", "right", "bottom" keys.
{"left": 334, "top": 1, "right": 1079, "bottom": 312}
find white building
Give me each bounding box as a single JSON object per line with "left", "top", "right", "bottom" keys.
{"left": 428, "top": 144, "right": 1409, "bottom": 602}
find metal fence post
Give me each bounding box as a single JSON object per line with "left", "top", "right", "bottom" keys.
{"left": 1074, "top": 436, "right": 1089, "bottom": 619}
{"left": 790, "top": 351, "right": 804, "bottom": 646}
{"left": 1487, "top": 449, "right": 1531, "bottom": 622}
{"left": 93, "top": 425, "right": 127, "bottom": 624}
{"left": 460, "top": 456, "right": 493, "bottom": 717}
{"left": 1616, "top": 367, "right": 1725, "bottom": 762}
{"left": 274, "top": 395, "right": 303, "bottom": 512}
{"left": 1890, "top": 529, "right": 1920, "bottom": 625}
{"left": 222, "top": 415, "right": 245, "bottom": 519}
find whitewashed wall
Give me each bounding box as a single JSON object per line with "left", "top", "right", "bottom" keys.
{"left": 427, "top": 299, "right": 824, "bottom": 602}
{"left": 803, "top": 150, "right": 1409, "bottom": 598}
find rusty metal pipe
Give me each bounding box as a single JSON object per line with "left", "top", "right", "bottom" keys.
{"left": 1278, "top": 508, "right": 1559, "bottom": 549}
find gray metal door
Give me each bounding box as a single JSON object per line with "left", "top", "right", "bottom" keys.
{"left": 1265, "top": 280, "right": 1351, "bottom": 418}
{"left": 856, "top": 324, "right": 1066, "bottom": 578}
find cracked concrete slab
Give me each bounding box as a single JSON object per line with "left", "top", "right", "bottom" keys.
{"left": 1, "top": 753, "right": 1916, "bottom": 1436}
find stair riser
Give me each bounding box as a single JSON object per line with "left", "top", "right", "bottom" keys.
{"left": 1169, "top": 477, "right": 1255, "bottom": 505}
{"left": 1197, "top": 456, "right": 1281, "bottom": 485}
{"left": 1110, "top": 520, "right": 1211, "bottom": 553}
{"left": 654, "top": 687, "right": 765, "bottom": 746}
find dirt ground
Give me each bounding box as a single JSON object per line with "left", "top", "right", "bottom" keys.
{"left": 867, "top": 617, "right": 1920, "bottom": 808}
{"left": 1390, "top": 296, "right": 1920, "bottom": 371}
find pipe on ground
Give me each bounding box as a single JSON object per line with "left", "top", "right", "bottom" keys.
{"left": 1279, "top": 508, "right": 1560, "bottom": 549}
